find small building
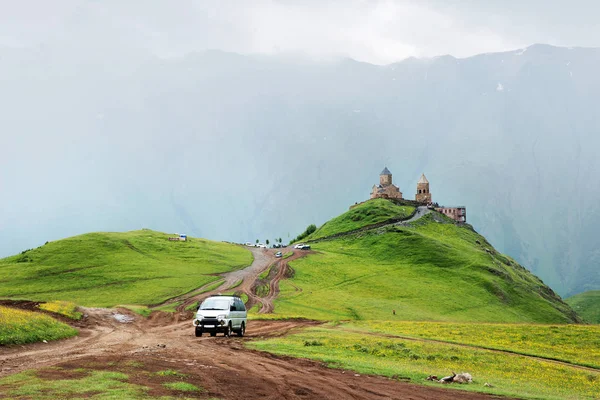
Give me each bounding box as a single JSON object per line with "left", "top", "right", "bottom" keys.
{"left": 435, "top": 206, "right": 467, "bottom": 223}
{"left": 370, "top": 167, "right": 403, "bottom": 200}
{"left": 415, "top": 173, "right": 432, "bottom": 204}
{"left": 169, "top": 233, "right": 187, "bottom": 241}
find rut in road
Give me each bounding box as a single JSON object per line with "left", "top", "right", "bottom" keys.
{"left": 149, "top": 246, "right": 309, "bottom": 317}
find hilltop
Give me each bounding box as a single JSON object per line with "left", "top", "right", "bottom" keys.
{"left": 566, "top": 290, "right": 600, "bottom": 323}
{"left": 0, "top": 230, "right": 252, "bottom": 307}
{"left": 272, "top": 199, "right": 580, "bottom": 323}
{"left": 304, "top": 198, "right": 415, "bottom": 241}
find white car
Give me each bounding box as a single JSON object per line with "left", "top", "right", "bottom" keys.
{"left": 193, "top": 295, "right": 247, "bottom": 337}
{"left": 245, "top": 242, "right": 254, "bottom": 247}
{"left": 275, "top": 251, "right": 282, "bottom": 257}
{"left": 294, "top": 243, "right": 305, "bottom": 249}
{"left": 257, "top": 243, "right": 267, "bottom": 248}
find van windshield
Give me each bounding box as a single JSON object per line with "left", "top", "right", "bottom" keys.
{"left": 199, "top": 298, "right": 230, "bottom": 310}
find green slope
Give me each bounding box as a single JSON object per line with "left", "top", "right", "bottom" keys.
{"left": 566, "top": 290, "right": 600, "bottom": 323}
{"left": 0, "top": 230, "right": 252, "bottom": 307}
{"left": 0, "top": 306, "right": 78, "bottom": 345}
{"left": 273, "top": 213, "right": 579, "bottom": 324}
{"left": 306, "top": 199, "right": 415, "bottom": 241}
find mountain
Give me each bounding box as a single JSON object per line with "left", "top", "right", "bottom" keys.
{"left": 272, "top": 199, "right": 580, "bottom": 324}
{"left": 566, "top": 291, "right": 600, "bottom": 323}
{"left": 1, "top": 43, "right": 599, "bottom": 297}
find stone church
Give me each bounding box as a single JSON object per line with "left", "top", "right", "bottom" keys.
{"left": 370, "top": 167, "right": 403, "bottom": 200}
{"left": 367, "top": 167, "right": 466, "bottom": 222}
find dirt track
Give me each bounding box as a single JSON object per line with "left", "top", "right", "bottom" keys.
{"left": 0, "top": 247, "right": 513, "bottom": 399}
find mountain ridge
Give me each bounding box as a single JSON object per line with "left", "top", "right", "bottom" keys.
{"left": 1, "top": 43, "right": 599, "bottom": 297}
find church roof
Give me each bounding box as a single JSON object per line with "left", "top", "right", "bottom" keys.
{"left": 380, "top": 167, "right": 392, "bottom": 176}
{"left": 418, "top": 173, "right": 429, "bottom": 184}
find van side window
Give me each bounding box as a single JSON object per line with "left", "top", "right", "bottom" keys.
{"left": 238, "top": 299, "right": 246, "bottom": 311}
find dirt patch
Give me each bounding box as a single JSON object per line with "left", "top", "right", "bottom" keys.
{"left": 0, "top": 299, "right": 41, "bottom": 312}
{"left": 36, "top": 367, "right": 89, "bottom": 380}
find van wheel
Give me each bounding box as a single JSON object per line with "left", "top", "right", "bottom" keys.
{"left": 225, "top": 323, "right": 232, "bottom": 337}
{"left": 195, "top": 327, "right": 203, "bottom": 337}
{"left": 237, "top": 323, "right": 245, "bottom": 337}
{"left": 210, "top": 332, "right": 216, "bottom": 337}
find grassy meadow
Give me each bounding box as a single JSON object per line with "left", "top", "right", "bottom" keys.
{"left": 566, "top": 290, "right": 600, "bottom": 323}
{"left": 0, "top": 306, "right": 78, "bottom": 345}
{"left": 306, "top": 199, "right": 415, "bottom": 241}
{"left": 346, "top": 321, "right": 600, "bottom": 369}
{"left": 0, "top": 230, "right": 252, "bottom": 307}
{"left": 39, "top": 301, "right": 82, "bottom": 320}
{"left": 266, "top": 214, "right": 577, "bottom": 323}
{"left": 0, "top": 364, "right": 207, "bottom": 399}
{"left": 250, "top": 325, "right": 600, "bottom": 400}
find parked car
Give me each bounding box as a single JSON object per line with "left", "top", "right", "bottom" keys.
{"left": 300, "top": 245, "right": 311, "bottom": 250}
{"left": 193, "top": 295, "right": 246, "bottom": 337}
{"left": 275, "top": 251, "right": 282, "bottom": 257}
{"left": 245, "top": 242, "right": 254, "bottom": 247}
{"left": 272, "top": 243, "right": 281, "bottom": 248}
{"left": 257, "top": 243, "right": 267, "bottom": 248}
{"left": 294, "top": 243, "right": 305, "bottom": 249}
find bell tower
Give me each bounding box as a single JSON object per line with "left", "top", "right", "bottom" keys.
{"left": 416, "top": 173, "right": 432, "bottom": 203}
{"left": 380, "top": 167, "right": 392, "bottom": 186}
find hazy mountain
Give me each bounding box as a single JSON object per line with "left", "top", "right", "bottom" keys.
{"left": 1, "top": 43, "right": 599, "bottom": 297}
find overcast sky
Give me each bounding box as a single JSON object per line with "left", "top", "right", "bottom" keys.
{"left": 1, "top": 0, "right": 599, "bottom": 64}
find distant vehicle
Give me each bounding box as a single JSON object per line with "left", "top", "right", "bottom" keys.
{"left": 272, "top": 243, "right": 281, "bottom": 248}
{"left": 245, "top": 242, "right": 254, "bottom": 247}
{"left": 294, "top": 243, "right": 305, "bottom": 249}
{"left": 275, "top": 251, "right": 282, "bottom": 257}
{"left": 193, "top": 295, "right": 247, "bottom": 337}
{"left": 300, "top": 245, "right": 311, "bottom": 250}
{"left": 257, "top": 243, "right": 267, "bottom": 248}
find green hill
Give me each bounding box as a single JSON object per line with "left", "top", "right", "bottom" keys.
{"left": 305, "top": 199, "right": 415, "bottom": 241}
{"left": 566, "top": 290, "right": 600, "bottom": 323}
{"left": 273, "top": 207, "right": 579, "bottom": 324}
{"left": 0, "top": 230, "right": 252, "bottom": 307}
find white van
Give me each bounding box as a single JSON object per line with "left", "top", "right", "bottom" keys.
{"left": 193, "top": 295, "right": 247, "bottom": 337}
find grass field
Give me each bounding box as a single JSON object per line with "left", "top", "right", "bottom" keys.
{"left": 269, "top": 214, "right": 577, "bottom": 323}
{"left": 346, "top": 321, "right": 600, "bottom": 369}
{"left": 306, "top": 199, "right": 415, "bottom": 241}
{"left": 566, "top": 290, "right": 600, "bottom": 323}
{"left": 250, "top": 325, "right": 599, "bottom": 400}
{"left": 0, "top": 230, "right": 252, "bottom": 307}
{"left": 0, "top": 364, "right": 209, "bottom": 399}
{"left": 0, "top": 306, "right": 78, "bottom": 345}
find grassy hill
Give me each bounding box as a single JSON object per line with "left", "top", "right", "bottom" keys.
{"left": 305, "top": 199, "right": 415, "bottom": 241}
{"left": 0, "top": 230, "right": 252, "bottom": 307}
{"left": 566, "top": 290, "right": 600, "bottom": 323}
{"left": 272, "top": 210, "right": 579, "bottom": 324}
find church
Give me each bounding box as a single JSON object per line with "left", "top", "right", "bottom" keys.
{"left": 369, "top": 167, "right": 466, "bottom": 223}
{"left": 370, "top": 167, "right": 403, "bottom": 200}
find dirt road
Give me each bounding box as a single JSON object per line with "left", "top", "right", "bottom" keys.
{"left": 0, "top": 247, "right": 513, "bottom": 399}
{"left": 0, "top": 309, "right": 510, "bottom": 400}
